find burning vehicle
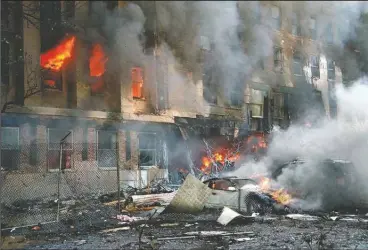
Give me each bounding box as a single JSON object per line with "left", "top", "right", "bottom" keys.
{"left": 267, "top": 158, "right": 363, "bottom": 211}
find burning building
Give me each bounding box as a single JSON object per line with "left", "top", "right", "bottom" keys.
{"left": 0, "top": 1, "right": 345, "bottom": 204}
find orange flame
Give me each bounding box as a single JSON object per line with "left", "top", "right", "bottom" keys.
{"left": 89, "top": 44, "right": 108, "bottom": 77}
{"left": 259, "top": 177, "right": 292, "bottom": 205}
{"left": 200, "top": 151, "right": 239, "bottom": 174}
{"left": 89, "top": 44, "right": 108, "bottom": 93}
{"left": 40, "top": 36, "right": 76, "bottom": 72}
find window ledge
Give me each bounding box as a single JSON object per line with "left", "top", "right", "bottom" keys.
{"left": 48, "top": 169, "right": 74, "bottom": 173}
{"left": 140, "top": 165, "right": 158, "bottom": 170}
{"left": 98, "top": 167, "right": 118, "bottom": 171}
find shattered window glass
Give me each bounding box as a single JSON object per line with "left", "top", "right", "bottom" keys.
{"left": 48, "top": 129, "right": 73, "bottom": 150}
{"left": 293, "top": 53, "right": 303, "bottom": 76}
{"left": 274, "top": 47, "right": 284, "bottom": 72}
{"left": 273, "top": 93, "right": 284, "bottom": 118}
{"left": 309, "top": 17, "right": 317, "bottom": 40}
{"left": 139, "top": 133, "right": 156, "bottom": 166}
{"left": 1, "top": 127, "right": 19, "bottom": 150}
{"left": 97, "top": 130, "right": 117, "bottom": 168}
{"left": 310, "top": 56, "right": 320, "bottom": 78}
{"left": 98, "top": 130, "right": 117, "bottom": 150}
{"left": 327, "top": 60, "right": 335, "bottom": 80}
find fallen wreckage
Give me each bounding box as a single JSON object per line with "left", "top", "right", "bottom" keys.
{"left": 118, "top": 157, "right": 366, "bottom": 225}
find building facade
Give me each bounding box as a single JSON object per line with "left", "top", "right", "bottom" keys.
{"left": 1, "top": 1, "right": 343, "bottom": 203}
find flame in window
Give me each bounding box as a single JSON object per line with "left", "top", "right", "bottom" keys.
{"left": 40, "top": 36, "right": 76, "bottom": 73}
{"left": 132, "top": 67, "right": 144, "bottom": 98}
{"left": 89, "top": 44, "right": 108, "bottom": 93}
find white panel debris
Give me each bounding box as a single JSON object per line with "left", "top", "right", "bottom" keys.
{"left": 217, "top": 206, "right": 246, "bottom": 226}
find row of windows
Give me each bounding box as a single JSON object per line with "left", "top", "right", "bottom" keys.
{"left": 252, "top": 3, "right": 339, "bottom": 43}
{"left": 0, "top": 127, "right": 157, "bottom": 170}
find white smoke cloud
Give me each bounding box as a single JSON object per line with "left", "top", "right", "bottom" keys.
{"left": 231, "top": 78, "right": 368, "bottom": 210}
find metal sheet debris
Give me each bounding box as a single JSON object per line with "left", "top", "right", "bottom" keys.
{"left": 166, "top": 174, "right": 212, "bottom": 213}
{"left": 217, "top": 206, "right": 254, "bottom": 226}
{"left": 100, "top": 227, "right": 130, "bottom": 233}
{"left": 184, "top": 231, "right": 255, "bottom": 237}
{"left": 286, "top": 214, "right": 320, "bottom": 221}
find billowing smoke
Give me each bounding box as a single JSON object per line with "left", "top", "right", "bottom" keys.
{"left": 231, "top": 79, "right": 368, "bottom": 210}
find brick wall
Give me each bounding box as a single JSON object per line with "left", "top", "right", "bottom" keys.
{"left": 130, "top": 131, "right": 139, "bottom": 170}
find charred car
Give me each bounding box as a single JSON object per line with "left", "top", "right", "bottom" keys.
{"left": 268, "top": 158, "right": 362, "bottom": 211}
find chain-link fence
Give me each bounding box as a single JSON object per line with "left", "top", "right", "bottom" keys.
{"left": 0, "top": 137, "right": 123, "bottom": 229}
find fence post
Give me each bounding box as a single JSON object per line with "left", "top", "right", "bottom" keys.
{"left": 57, "top": 132, "right": 71, "bottom": 222}
{"left": 116, "top": 136, "right": 121, "bottom": 213}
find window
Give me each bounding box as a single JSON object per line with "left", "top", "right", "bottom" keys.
{"left": 132, "top": 67, "right": 144, "bottom": 99}
{"left": 310, "top": 56, "right": 320, "bottom": 78}
{"left": 230, "top": 80, "right": 244, "bottom": 107}
{"left": 327, "top": 60, "right": 335, "bottom": 80}
{"left": 47, "top": 129, "right": 73, "bottom": 170}
{"left": 126, "top": 131, "right": 131, "bottom": 161}
{"left": 291, "top": 12, "right": 301, "bottom": 36}
{"left": 90, "top": 44, "right": 108, "bottom": 95}
{"left": 1, "top": 127, "right": 20, "bottom": 170}
{"left": 274, "top": 47, "right": 284, "bottom": 72}
{"left": 82, "top": 127, "right": 88, "bottom": 161}
{"left": 309, "top": 17, "right": 317, "bottom": 40}
{"left": 40, "top": 2, "right": 63, "bottom": 91}
{"left": 250, "top": 89, "right": 264, "bottom": 118}
{"left": 203, "top": 52, "right": 218, "bottom": 104}
{"left": 1, "top": 40, "right": 10, "bottom": 85}
{"left": 258, "top": 59, "right": 265, "bottom": 70}
{"left": 97, "top": 130, "right": 117, "bottom": 168}
{"left": 270, "top": 6, "right": 281, "bottom": 30}
{"left": 252, "top": 2, "right": 261, "bottom": 23}
{"left": 138, "top": 133, "right": 156, "bottom": 167}
{"left": 273, "top": 93, "right": 284, "bottom": 119}
{"left": 292, "top": 52, "right": 303, "bottom": 76}
{"left": 325, "top": 23, "right": 333, "bottom": 44}
{"left": 63, "top": 1, "right": 75, "bottom": 20}
{"left": 106, "top": 1, "right": 118, "bottom": 11}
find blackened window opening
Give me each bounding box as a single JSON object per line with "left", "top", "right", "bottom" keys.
{"left": 30, "top": 126, "right": 38, "bottom": 165}
{"left": 203, "top": 52, "right": 218, "bottom": 104}
{"left": 126, "top": 131, "right": 131, "bottom": 161}
{"left": 82, "top": 127, "right": 88, "bottom": 161}
{"left": 40, "top": 2, "right": 63, "bottom": 91}
{"left": 106, "top": 1, "right": 118, "bottom": 11}
{"left": 1, "top": 40, "right": 10, "bottom": 85}
{"left": 64, "top": 1, "right": 75, "bottom": 20}
{"left": 311, "top": 56, "right": 320, "bottom": 78}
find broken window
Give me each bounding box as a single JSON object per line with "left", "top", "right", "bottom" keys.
{"left": 273, "top": 47, "right": 284, "bottom": 72}
{"left": 292, "top": 52, "right": 303, "bottom": 76}
{"left": 97, "top": 130, "right": 117, "bottom": 168}
{"left": 270, "top": 6, "right": 281, "bottom": 30}
{"left": 138, "top": 133, "right": 156, "bottom": 167}
{"left": 310, "top": 56, "right": 320, "bottom": 78}
{"left": 291, "top": 12, "right": 301, "bottom": 36}
{"left": 132, "top": 67, "right": 144, "bottom": 99}
{"left": 327, "top": 59, "right": 335, "bottom": 80}
{"left": 90, "top": 43, "right": 108, "bottom": 95}
{"left": 126, "top": 131, "right": 131, "bottom": 161}
{"left": 1, "top": 127, "right": 20, "bottom": 170}
{"left": 325, "top": 23, "right": 333, "bottom": 44}
{"left": 273, "top": 93, "right": 284, "bottom": 119}
{"left": 40, "top": 2, "right": 63, "bottom": 91}
{"left": 230, "top": 80, "right": 244, "bottom": 107}
{"left": 250, "top": 89, "right": 264, "bottom": 118}
{"left": 47, "top": 129, "right": 73, "bottom": 170}
{"left": 309, "top": 17, "right": 317, "bottom": 40}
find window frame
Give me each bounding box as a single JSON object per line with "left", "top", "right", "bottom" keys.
{"left": 325, "top": 23, "right": 333, "bottom": 44}
{"left": 47, "top": 128, "right": 73, "bottom": 171}
{"left": 309, "top": 17, "right": 317, "bottom": 40}
{"left": 96, "top": 129, "right": 118, "bottom": 170}
{"left": 131, "top": 67, "right": 145, "bottom": 100}
{"left": 273, "top": 47, "right": 284, "bottom": 73}
{"left": 270, "top": 5, "right": 281, "bottom": 30}
{"left": 292, "top": 52, "right": 303, "bottom": 76}
{"left": 310, "top": 55, "right": 320, "bottom": 78}
{"left": 138, "top": 132, "right": 157, "bottom": 168}
{"left": 291, "top": 12, "right": 301, "bottom": 36}
{"left": 1, "top": 127, "right": 20, "bottom": 150}
{"left": 273, "top": 92, "right": 285, "bottom": 119}
{"left": 327, "top": 59, "right": 336, "bottom": 80}
{"left": 47, "top": 128, "right": 74, "bottom": 151}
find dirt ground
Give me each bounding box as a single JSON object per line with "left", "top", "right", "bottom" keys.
{"left": 4, "top": 211, "right": 368, "bottom": 250}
